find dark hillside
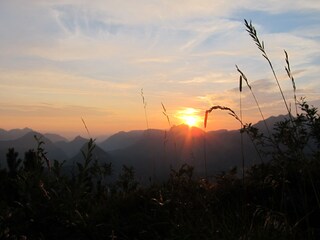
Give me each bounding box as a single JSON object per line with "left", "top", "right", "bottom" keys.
{"left": 99, "top": 130, "right": 144, "bottom": 151}
{"left": 0, "top": 131, "right": 67, "bottom": 167}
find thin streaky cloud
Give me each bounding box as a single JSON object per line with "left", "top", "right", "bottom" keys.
{"left": 0, "top": 0, "right": 319, "bottom": 135}
{"left": 135, "top": 57, "right": 175, "bottom": 64}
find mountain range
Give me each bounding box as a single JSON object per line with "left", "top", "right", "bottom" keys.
{"left": 0, "top": 115, "right": 287, "bottom": 181}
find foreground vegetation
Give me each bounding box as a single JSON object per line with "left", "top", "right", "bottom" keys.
{"left": 1, "top": 100, "right": 320, "bottom": 239}
{"left": 1, "top": 20, "right": 320, "bottom": 239}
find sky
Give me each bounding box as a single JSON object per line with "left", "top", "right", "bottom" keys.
{"left": 1, "top": 0, "right": 320, "bottom": 139}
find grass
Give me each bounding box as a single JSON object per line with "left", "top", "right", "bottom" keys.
{"left": 141, "top": 88, "right": 149, "bottom": 130}
{"left": 1, "top": 108, "right": 320, "bottom": 239}
{"left": 244, "top": 19, "right": 291, "bottom": 118}
{"left": 285, "top": 50, "right": 298, "bottom": 116}
{"left": 236, "top": 65, "right": 272, "bottom": 139}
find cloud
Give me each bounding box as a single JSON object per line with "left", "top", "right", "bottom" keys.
{"left": 0, "top": 69, "right": 134, "bottom": 91}
{"left": 0, "top": 69, "right": 136, "bottom": 118}
{"left": 178, "top": 72, "right": 235, "bottom": 84}
{"left": 1, "top": 1, "right": 320, "bottom": 134}
{"left": 135, "top": 57, "right": 175, "bottom": 64}
{"left": 37, "top": 1, "right": 320, "bottom": 28}
{"left": 0, "top": 102, "right": 111, "bottom": 117}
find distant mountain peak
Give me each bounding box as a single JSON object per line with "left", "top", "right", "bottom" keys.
{"left": 21, "top": 131, "right": 54, "bottom": 144}
{"left": 73, "top": 136, "right": 88, "bottom": 142}
{"left": 253, "top": 114, "right": 288, "bottom": 132}
{"left": 0, "top": 127, "right": 34, "bottom": 141}
{"left": 99, "top": 130, "right": 144, "bottom": 152}
{"left": 21, "top": 127, "right": 33, "bottom": 131}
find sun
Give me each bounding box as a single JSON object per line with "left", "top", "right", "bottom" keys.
{"left": 176, "top": 108, "right": 201, "bottom": 127}
{"left": 183, "top": 115, "right": 197, "bottom": 127}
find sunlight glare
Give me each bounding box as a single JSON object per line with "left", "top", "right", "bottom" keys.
{"left": 177, "top": 108, "right": 201, "bottom": 127}
{"left": 184, "top": 115, "right": 197, "bottom": 127}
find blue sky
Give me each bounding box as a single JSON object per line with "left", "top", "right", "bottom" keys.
{"left": 0, "top": 0, "right": 320, "bottom": 138}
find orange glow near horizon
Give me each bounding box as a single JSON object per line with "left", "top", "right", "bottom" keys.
{"left": 1, "top": 104, "right": 251, "bottom": 140}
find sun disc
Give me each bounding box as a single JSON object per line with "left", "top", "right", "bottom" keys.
{"left": 184, "top": 115, "right": 197, "bottom": 127}
{"left": 176, "top": 108, "right": 201, "bottom": 127}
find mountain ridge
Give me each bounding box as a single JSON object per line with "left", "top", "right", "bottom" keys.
{"left": 0, "top": 115, "right": 288, "bottom": 180}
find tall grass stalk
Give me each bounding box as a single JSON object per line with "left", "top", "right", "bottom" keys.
{"left": 285, "top": 50, "right": 298, "bottom": 116}
{"left": 81, "top": 117, "right": 91, "bottom": 139}
{"left": 205, "top": 105, "right": 246, "bottom": 179}
{"left": 161, "top": 102, "right": 171, "bottom": 167}
{"left": 239, "top": 76, "right": 245, "bottom": 181}
{"left": 204, "top": 105, "right": 263, "bottom": 163}
{"left": 161, "top": 102, "right": 171, "bottom": 127}
{"left": 245, "top": 20, "right": 303, "bottom": 161}
{"left": 161, "top": 102, "right": 179, "bottom": 169}
{"left": 236, "top": 65, "right": 272, "bottom": 139}
{"left": 243, "top": 21, "right": 319, "bottom": 233}
{"left": 203, "top": 106, "right": 241, "bottom": 178}
{"left": 241, "top": 20, "right": 301, "bottom": 159}
{"left": 244, "top": 19, "right": 292, "bottom": 119}
{"left": 140, "top": 89, "right": 156, "bottom": 182}
{"left": 204, "top": 105, "right": 243, "bottom": 128}
{"left": 239, "top": 75, "right": 247, "bottom": 224}
{"left": 141, "top": 88, "right": 149, "bottom": 129}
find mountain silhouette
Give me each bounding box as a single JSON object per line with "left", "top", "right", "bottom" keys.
{"left": 105, "top": 124, "right": 260, "bottom": 182}
{"left": 55, "top": 136, "right": 89, "bottom": 158}
{"left": 0, "top": 127, "right": 32, "bottom": 141}
{"left": 99, "top": 130, "right": 144, "bottom": 151}
{"left": 69, "top": 142, "right": 111, "bottom": 165}
{"left": 0, "top": 131, "right": 67, "bottom": 167}
{"left": 0, "top": 115, "right": 288, "bottom": 181}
